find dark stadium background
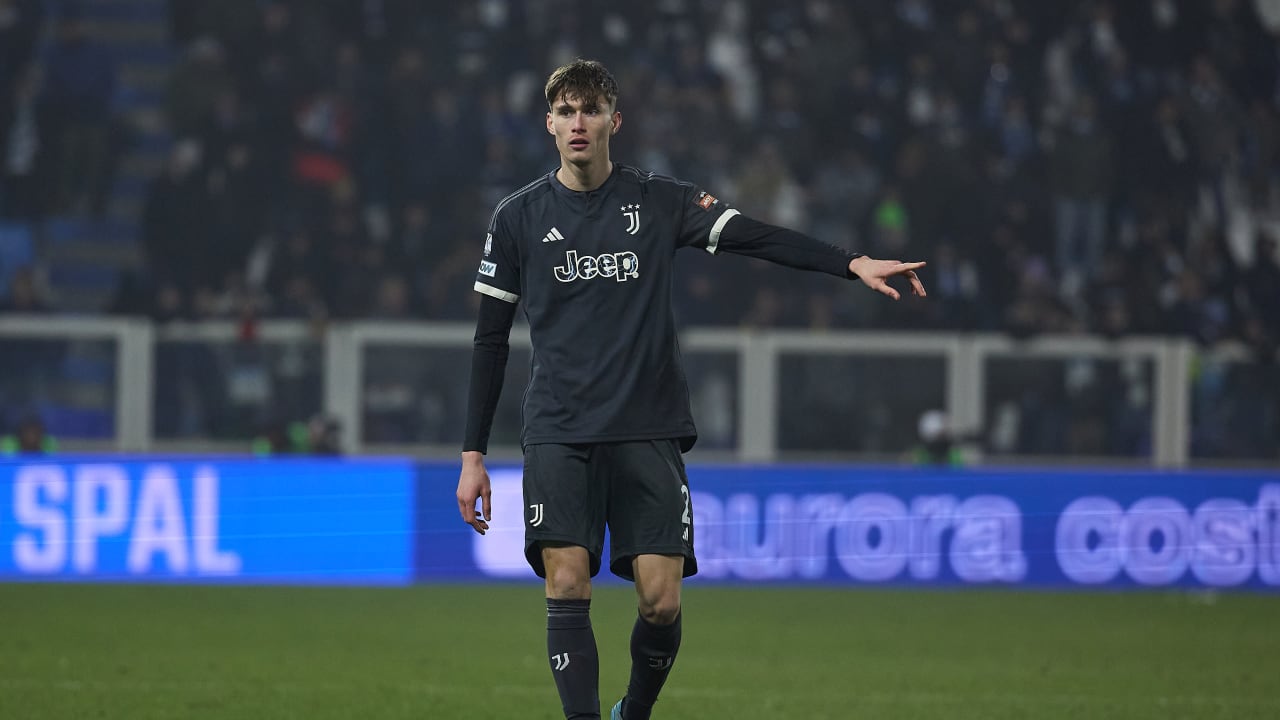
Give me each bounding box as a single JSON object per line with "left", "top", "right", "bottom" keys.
{"left": 1, "top": 2, "right": 1278, "bottom": 719}
{"left": 0, "top": 0, "right": 1278, "bottom": 463}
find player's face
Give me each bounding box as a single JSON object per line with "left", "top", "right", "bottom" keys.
{"left": 546, "top": 93, "right": 621, "bottom": 168}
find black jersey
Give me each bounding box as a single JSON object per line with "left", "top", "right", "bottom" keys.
{"left": 473, "top": 164, "right": 738, "bottom": 449}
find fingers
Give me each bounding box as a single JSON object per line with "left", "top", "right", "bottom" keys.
{"left": 877, "top": 261, "right": 926, "bottom": 300}
{"left": 870, "top": 279, "right": 901, "bottom": 301}
{"left": 481, "top": 489, "right": 492, "bottom": 529}
{"left": 457, "top": 495, "right": 489, "bottom": 535}
{"left": 907, "top": 270, "right": 927, "bottom": 297}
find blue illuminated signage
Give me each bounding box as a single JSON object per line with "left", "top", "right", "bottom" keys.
{"left": 6, "top": 459, "right": 1276, "bottom": 590}
{"left": 1, "top": 458, "right": 416, "bottom": 584}
{"left": 415, "top": 464, "right": 1280, "bottom": 591}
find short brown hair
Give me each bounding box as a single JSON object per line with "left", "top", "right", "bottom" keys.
{"left": 544, "top": 59, "right": 619, "bottom": 110}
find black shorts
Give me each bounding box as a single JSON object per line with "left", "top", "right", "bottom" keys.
{"left": 522, "top": 439, "right": 697, "bottom": 581}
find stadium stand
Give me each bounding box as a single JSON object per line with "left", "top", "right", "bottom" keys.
{"left": 0, "top": 0, "right": 1277, "bottom": 341}
{"left": 2, "top": 0, "right": 1280, "bottom": 459}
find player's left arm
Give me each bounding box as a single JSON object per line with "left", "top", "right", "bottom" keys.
{"left": 714, "top": 214, "right": 927, "bottom": 300}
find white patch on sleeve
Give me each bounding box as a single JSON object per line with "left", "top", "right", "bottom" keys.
{"left": 706, "top": 209, "right": 740, "bottom": 254}
{"left": 474, "top": 282, "right": 519, "bottom": 303}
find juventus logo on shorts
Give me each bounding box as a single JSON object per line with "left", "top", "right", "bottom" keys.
{"left": 620, "top": 203, "right": 641, "bottom": 235}
{"left": 529, "top": 503, "right": 545, "bottom": 527}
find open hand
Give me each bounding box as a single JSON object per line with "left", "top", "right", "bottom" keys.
{"left": 849, "top": 257, "right": 927, "bottom": 300}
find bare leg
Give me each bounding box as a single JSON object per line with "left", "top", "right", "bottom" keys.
{"left": 542, "top": 544, "right": 599, "bottom": 719}
{"left": 620, "top": 554, "right": 685, "bottom": 720}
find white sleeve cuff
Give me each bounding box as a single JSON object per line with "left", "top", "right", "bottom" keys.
{"left": 474, "top": 281, "right": 519, "bottom": 303}
{"left": 706, "top": 208, "right": 740, "bottom": 254}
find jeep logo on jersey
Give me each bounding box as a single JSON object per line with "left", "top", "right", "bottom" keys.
{"left": 553, "top": 249, "right": 639, "bottom": 283}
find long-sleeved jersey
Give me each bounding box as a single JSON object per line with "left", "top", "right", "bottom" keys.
{"left": 465, "top": 163, "right": 858, "bottom": 452}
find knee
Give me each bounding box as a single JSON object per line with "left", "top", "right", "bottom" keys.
{"left": 544, "top": 562, "right": 591, "bottom": 600}
{"left": 541, "top": 544, "right": 593, "bottom": 599}
{"left": 637, "top": 591, "right": 681, "bottom": 626}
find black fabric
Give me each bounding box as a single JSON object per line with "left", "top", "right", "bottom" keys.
{"left": 520, "top": 440, "right": 697, "bottom": 581}
{"left": 472, "top": 165, "right": 730, "bottom": 450}
{"left": 604, "top": 439, "right": 696, "bottom": 581}
{"left": 522, "top": 443, "right": 606, "bottom": 579}
{"left": 621, "top": 612, "right": 683, "bottom": 720}
{"left": 716, "top": 214, "right": 860, "bottom": 278}
{"left": 546, "top": 598, "right": 600, "bottom": 720}
{"left": 466, "top": 163, "right": 864, "bottom": 454}
{"left": 461, "top": 294, "right": 517, "bottom": 453}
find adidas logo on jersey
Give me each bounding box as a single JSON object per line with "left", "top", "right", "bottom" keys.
{"left": 542, "top": 227, "right": 564, "bottom": 243}
{"left": 554, "top": 249, "right": 640, "bottom": 283}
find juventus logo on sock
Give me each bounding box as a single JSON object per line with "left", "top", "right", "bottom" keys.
{"left": 647, "top": 656, "right": 673, "bottom": 671}
{"left": 552, "top": 652, "right": 571, "bottom": 671}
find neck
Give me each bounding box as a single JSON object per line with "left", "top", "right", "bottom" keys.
{"left": 557, "top": 159, "right": 613, "bottom": 192}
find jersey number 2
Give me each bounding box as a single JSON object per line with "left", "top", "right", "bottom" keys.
{"left": 680, "top": 484, "right": 691, "bottom": 541}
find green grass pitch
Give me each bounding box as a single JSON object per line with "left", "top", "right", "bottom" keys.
{"left": 1, "top": 583, "right": 1277, "bottom": 719}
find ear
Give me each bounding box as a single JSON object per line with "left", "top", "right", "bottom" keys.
{"left": 611, "top": 111, "right": 622, "bottom": 135}
{"left": 546, "top": 112, "right": 555, "bottom": 135}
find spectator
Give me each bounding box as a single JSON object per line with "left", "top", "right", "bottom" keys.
{"left": 0, "top": 0, "right": 43, "bottom": 94}
{"left": 1049, "top": 95, "right": 1112, "bottom": 287}
{"left": 1242, "top": 231, "right": 1280, "bottom": 341}
{"left": 0, "top": 63, "right": 47, "bottom": 220}
{"left": 142, "top": 140, "right": 215, "bottom": 293}
{"left": 40, "top": 12, "right": 117, "bottom": 216}
{"left": 0, "top": 264, "right": 49, "bottom": 312}
{"left": 165, "top": 36, "right": 234, "bottom": 138}
{"left": 910, "top": 409, "right": 966, "bottom": 466}
{"left": 0, "top": 413, "right": 56, "bottom": 455}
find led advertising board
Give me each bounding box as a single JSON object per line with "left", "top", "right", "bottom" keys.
{"left": 416, "top": 464, "right": 1280, "bottom": 590}
{"left": 0, "top": 458, "right": 416, "bottom": 584}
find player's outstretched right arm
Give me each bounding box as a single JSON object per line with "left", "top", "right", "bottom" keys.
{"left": 456, "top": 294, "right": 517, "bottom": 535}
{"left": 706, "top": 213, "right": 927, "bottom": 300}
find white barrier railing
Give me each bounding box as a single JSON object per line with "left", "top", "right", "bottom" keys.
{"left": 1, "top": 315, "right": 1266, "bottom": 467}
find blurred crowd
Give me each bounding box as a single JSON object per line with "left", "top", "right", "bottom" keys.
{"left": 155, "top": 0, "right": 1280, "bottom": 353}
{"left": 0, "top": 3, "right": 121, "bottom": 224}
{"left": 3, "top": 1, "right": 1280, "bottom": 458}
{"left": 0, "top": 0, "right": 1278, "bottom": 353}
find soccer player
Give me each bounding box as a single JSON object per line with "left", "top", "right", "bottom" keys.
{"left": 456, "top": 59, "right": 926, "bottom": 720}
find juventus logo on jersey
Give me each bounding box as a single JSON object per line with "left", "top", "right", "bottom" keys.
{"left": 529, "top": 503, "right": 545, "bottom": 527}
{"left": 620, "top": 204, "right": 641, "bottom": 235}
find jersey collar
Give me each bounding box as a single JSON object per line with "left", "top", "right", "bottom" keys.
{"left": 549, "top": 162, "right": 620, "bottom": 198}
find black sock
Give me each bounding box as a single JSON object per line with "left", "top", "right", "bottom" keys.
{"left": 547, "top": 598, "right": 599, "bottom": 719}
{"left": 621, "top": 612, "right": 682, "bottom": 720}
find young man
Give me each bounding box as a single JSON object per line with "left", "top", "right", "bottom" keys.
{"left": 456, "top": 59, "right": 926, "bottom": 720}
